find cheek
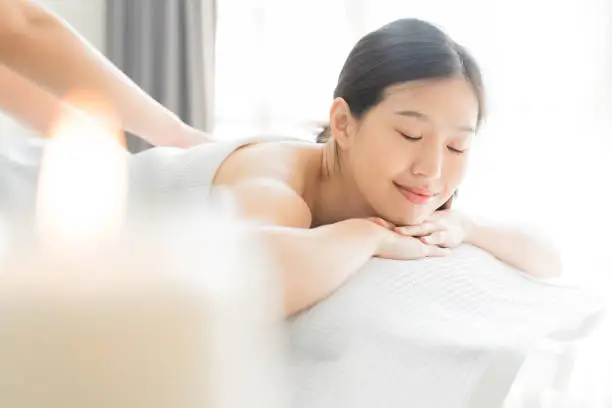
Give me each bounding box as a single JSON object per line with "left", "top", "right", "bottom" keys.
{"left": 366, "top": 133, "right": 407, "bottom": 174}
{"left": 441, "top": 158, "right": 468, "bottom": 195}
{"left": 349, "top": 135, "right": 399, "bottom": 198}
{"left": 354, "top": 131, "right": 398, "bottom": 173}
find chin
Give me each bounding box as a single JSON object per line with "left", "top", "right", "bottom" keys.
{"left": 384, "top": 208, "right": 429, "bottom": 227}
{"left": 401, "top": 214, "right": 428, "bottom": 226}
{"left": 388, "top": 199, "right": 445, "bottom": 226}
{"left": 373, "top": 191, "right": 440, "bottom": 226}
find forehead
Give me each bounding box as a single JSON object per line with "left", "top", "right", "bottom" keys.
{"left": 375, "top": 77, "right": 479, "bottom": 126}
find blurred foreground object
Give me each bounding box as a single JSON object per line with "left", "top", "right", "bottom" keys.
{"left": 0, "top": 213, "right": 286, "bottom": 408}
{"left": 0, "top": 111, "right": 286, "bottom": 408}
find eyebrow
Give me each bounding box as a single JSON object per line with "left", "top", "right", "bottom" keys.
{"left": 395, "top": 110, "right": 476, "bottom": 133}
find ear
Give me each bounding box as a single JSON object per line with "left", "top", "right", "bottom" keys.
{"left": 328, "top": 98, "right": 357, "bottom": 150}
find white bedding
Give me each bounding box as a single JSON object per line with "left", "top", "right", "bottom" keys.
{"left": 286, "top": 245, "right": 604, "bottom": 408}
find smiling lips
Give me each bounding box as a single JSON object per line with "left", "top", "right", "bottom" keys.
{"left": 394, "top": 183, "right": 437, "bottom": 205}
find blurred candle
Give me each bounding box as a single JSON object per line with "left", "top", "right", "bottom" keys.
{"left": 0, "top": 96, "right": 287, "bottom": 408}
{"left": 35, "top": 92, "right": 127, "bottom": 255}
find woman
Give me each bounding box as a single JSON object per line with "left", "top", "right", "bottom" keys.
{"left": 0, "top": 0, "right": 209, "bottom": 147}
{"left": 129, "top": 18, "right": 562, "bottom": 317}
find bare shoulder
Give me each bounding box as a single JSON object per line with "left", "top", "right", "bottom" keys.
{"left": 213, "top": 140, "right": 321, "bottom": 228}
{"left": 213, "top": 140, "right": 317, "bottom": 194}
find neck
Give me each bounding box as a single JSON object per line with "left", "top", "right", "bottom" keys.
{"left": 306, "top": 142, "right": 375, "bottom": 228}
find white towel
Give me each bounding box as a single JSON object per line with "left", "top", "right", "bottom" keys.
{"left": 126, "top": 136, "right": 294, "bottom": 216}
{"left": 287, "top": 245, "right": 604, "bottom": 408}
{"left": 127, "top": 139, "right": 244, "bottom": 211}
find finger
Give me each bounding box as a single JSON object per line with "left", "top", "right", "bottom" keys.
{"left": 424, "top": 212, "right": 441, "bottom": 223}
{"left": 422, "top": 243, "right": 450, "bottom": 257}
{"left": 367, "top": 217, "right": 384, "bottom": 227}
{"left": 368, "top": 217, "right": 395, "bottom": 229}
{"left": 425, "top": 210, "right": 453, "bottom": 225}
{"left": 394, "top": 225, "right": 423, "bottom": 236}
{"left": 395, "top": 222, "right": 442, "bottom": 237}
{"left": 367, "top": 217, "right": 387, "bottom": 228}
{"left": 379, "top": 218, "right": 396, "bottom": 229}
{"left": 421, "top": 231, "right": 447, "bottom": 246}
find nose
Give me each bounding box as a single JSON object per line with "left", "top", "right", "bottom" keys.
{"left": 411, "top": 142, "right": 443, "bottom": 180}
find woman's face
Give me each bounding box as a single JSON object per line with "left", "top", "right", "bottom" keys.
{"left": 345, "top": 77, "right": 479, "bottom": 226}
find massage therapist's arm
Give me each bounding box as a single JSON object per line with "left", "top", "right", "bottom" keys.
{"left": 0, "top": 64, "right": 77, "bottom": 137}
{"left": 0, "top": 0, "right": 211, "bottom": 146}
{"left": 230, "top": 178, "right": 386, "bottom": 317}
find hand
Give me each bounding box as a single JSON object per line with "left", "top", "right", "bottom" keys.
{"left": 367, "top": 217, "right": 449, "bottom": 260}
{"left": 392, "top": 210, "right": 473, "bottom": 249}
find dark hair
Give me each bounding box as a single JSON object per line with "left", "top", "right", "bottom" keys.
{"left": 316, "top": 18, "right": 485, "bottom": 143}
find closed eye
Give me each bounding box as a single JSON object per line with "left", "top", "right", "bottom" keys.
{"left": 398, "top": 131, "right": 422, "bottom": 141}
{"left": 399, "top": 130, "right": 468, "bottom": 153}
{"left": 448, "top": 146, "right": 467, "bottom": 154}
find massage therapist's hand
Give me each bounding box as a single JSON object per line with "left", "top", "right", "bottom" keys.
{"left": 367, "top": 217, "right": 450, "bottom": 260}
{"left": 393, "top": 210, "right": 474, "bottom": 249}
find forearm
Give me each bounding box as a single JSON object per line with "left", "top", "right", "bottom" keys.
{"left": 260, "top": 218, "right": 382, "bottom": 316}
{"left": 0, "top": 64, "right": 68, "bottom": 136}
{"left": 0, "top": 0, "right": 182, "bottom": 144}
{"left": 465, "top": 220, "right": 563, "bottom": 279}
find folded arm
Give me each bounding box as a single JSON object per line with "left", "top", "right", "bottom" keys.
{"left": 396, "top": 210, "right": 564, "bottom": 279}
{"left": 230, "top": 178, "right": 385, "bottom": 316}
{"left": 465, "top": 219, "right": 563, "bottom": 279}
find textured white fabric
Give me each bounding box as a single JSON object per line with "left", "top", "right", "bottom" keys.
{"left": 126, "top": 135, "right": 294, "bottom": 215}
{"left": 287, "top": 245, "right": 604, "bottom": 408}
{"left": 127, "top": 140, "right": 243, "bottom": 210}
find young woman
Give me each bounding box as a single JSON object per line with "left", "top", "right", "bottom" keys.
{"left": 127, "top": 18, "right": 562, "bottom": 317}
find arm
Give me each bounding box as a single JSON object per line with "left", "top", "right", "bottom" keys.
{"left": 265, "top": 220, "right": 385, "bottom": 316}
{"left": 0, "top": 64, "right": 130, "bottom": 143}
{"left": 464, "top": 219, "right": 563, "bottom": 279}
{"left": 0, "top": 0, "right": 211, "bottom": 146}
{"left": 0, "top": 64, "right": 72, "bottom": 136}
{"left": 396, "top": 210, "right": 564, "bottom": 279}
{"left": 231, "top": 178, "right": 385, "bottom": 316}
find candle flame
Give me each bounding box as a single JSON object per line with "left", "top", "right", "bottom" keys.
{"left": 35, "top": 92, "right": 127, "bottom": 253}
